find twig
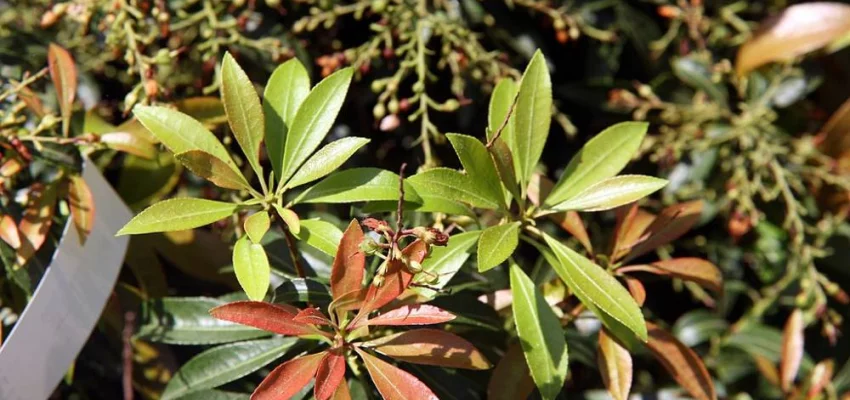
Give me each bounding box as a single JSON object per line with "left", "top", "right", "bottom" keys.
{"left": 486, "top": 96, "right": 518, "bottom": 148}
{"left": 390, "top": 163, "right": 407, "bottom": 261}
{"left": 122, "top": 311, "right": 136, "bottom": 400}
{"left": 283, "top": 228, "right": 306, "bottom": 278}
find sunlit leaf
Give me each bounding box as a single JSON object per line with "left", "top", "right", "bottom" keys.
{"left": 252, "top": 352, "right": 325, "bottom": 400}
{"left": 281, "top": 67, "right": 353, "bottom": 183}
{"left": 287, "top": 137, "right": 370, "bottom": 189}
{"left": 117, "top": 198, "right": 240, "bottom": 235}
{"left": 806, "top": 360, "right": 834, "bottom": 399}
{"left": 244, "top": 212, "right": 271, "bottom": 244}
{"left": 161, "top": 337, "right": 296, "bottom": 399}
{"left": 331, "top": 220, "right": 365, "bottom": 300}
{"left": 619, "top": 258, "right": 723, "bottom": 293}
{"left": 356, "top": 304, "right": 455, "bottom": 328}
{"left": 354, "top": 240, "right": 429, "bottom": 323}
{"left": 645, "top": 322, "right": 716, "bottom": 400}
{"left": 265, "top": 58, "right": 311, "bottom": 182}
{"left": 67, "top": 175, "right": 95, "bottom": 245}
{"left": 477, "top": 222, "right": 520, "bottom": 272}
{"left": 736, "top": 2, "right": 850, "bottom": 75}
{"left": 354, "top": 347, "right": 438, "bottom": 400}
{"left": 362, "top": 328, "right": 490, "bottom": 370}
{"left": 598, "top": 329, "right": 632, "bottom": 400}
{"left": 487, "top": 78, "right": 517, "bottom": 144}
{"left": 623, "top": 276, "right": 646, "bottom": 307}
{"left": 405, "top": 168, "right": 499, "bottom": 210}
{"left": 16, "top": 183, "right": 57, "bottom": 267}
{"left": 546, "top": 122, "right": 648, "bottom": 206}
{"left": 175, "top": 150, "right": 251, "bottom": 190}
{"left": 624, "top": 200, "right": 703, "bottom": 262}
{"left": 295, "top": 168, "right": 420, "bottom": 204}
{"left": 548, "top": 175, "right": 667, "bottom": 212}
{"left": 487, "top": 342, "right": 534, "bottom": 400}
{"left": 300, "top": 219, "right": 343, "bottom": 256}
{"left": 411, "top": 230, "right": 480, "bottom": 299}
{"left": 315, "top": 349, "right": 347, "bottom": 400}
{"left": 488, "top": 138, "right": 521, "bottom": 202}
{"left": 48, "top": 43, "right": 77, "bottom": 136}
{"left": 100, "top": 131, "right": 157, "bottom": 159}
{"left": 232, "top": 236, "right": 271, "bottom": 301}
{"left": 446, "top": 133, "right": 505, "bottom": 208}
{"left": 611, "top": 203, "right": 656, "bottom": 262}
{"left": 210, "top": 301, "right": 327, "bottom": 337}
{"left": 550, "top": 211, "right": 592, "bottom": 254}
{"left": 0, "top": 215, "right": 20, "bottom": 249}
{"left": 273, "top": 205, "right": 301, "bottom": 235}
{"left": 174, "top": 97, "right": 228, "bottom": 127}
{"left": 293, "top": 307, "right": 332, "bottom": 326}
{"left": 221, "top": 52, "right": 265, "bottom": 177}
{"left": 780, "top": 309, "right": 805, "bottom": 392}
{"left": 137, "top": 297, "right": 270, "bottom": 344}
{"left": 512, "top": 50, "right": 552, "bottom": 187}
{"left": 543, "top": 234, "right": 647, "bottom": 341}
{"left": 509, "top": 264, "right": 568, "bottom": 400}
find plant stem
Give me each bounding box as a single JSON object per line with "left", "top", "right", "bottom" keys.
{"left": 283, "top": 226, "right": 306, "bottom": 278}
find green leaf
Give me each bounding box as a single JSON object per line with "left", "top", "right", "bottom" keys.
{"left": 137, "top": 297, "right": 271, "bottom": 344}
{"left": 294, "top": 168, "right": 421, "bottom": 204}
{"left": 545, "top": 121, "right": 649, "bottom": 206}
{"left": 542, "top": 234, "right": 647, "bottom": 341}
{"left": 161, "top": 337, "right": 296, "bottom": 399}
{"left": 488, "top": 78, "right": 517, "bottom": 144}
{"left": 233, "top": 236, "right": 271, "bottom": 301}
{"left": 477, "top": 222, "right": 521, "bottom": 272}
{"left": 673, "top": 56, "right": 728, "bottom": 107}
{"left": 221, "top": 52, "right": 264, "bottom": 177}
{"left": 412, "top": 230, "right": 481, "bottom": 299}
{"left": 299, "top": 219, "right": 343, "bottom": 256}
{"left": 133, "top": 105, "right": 237, "bottom": 170}
{"left": 264, "top": 59, "right": 310, "bottom": 182}
{"left": 509, "top": 264, "right": 568, "bottom": 400}
{"left": 274, "top": 204, "right": 301, "bottom": 235}
{"left": 489, "top": 138, "right": 521, "bottom": 203}
{"left": 406, "top": 168, "right": 499, "bottom": 210}
{"left": 244, "top": 212, "right": 270, "bottom": 243}
{"left": 175, "top": 150, "right": 250, "bottom": 190}
{"left": 117, "top": 198, "right": 240, "bottom": 235}
{"left": 281, "top": 67, "right": 353, "bottom": 183}
{"left": 548, "top": 175, "right": 667, "bottom": 212}
{"left": 174, "top": 390, "right": 250, "bottom": 400}
{"left": 286, "top": 137, "right": 370, "bottom": 189}
{"left": 512, "top": 51, "right": 552, "bottom": 187}
{"left": 273, "top": 278, "right": 332, "bottom": 306}
{"left": 446, "top": 133, "right": 505, "bottom": 208}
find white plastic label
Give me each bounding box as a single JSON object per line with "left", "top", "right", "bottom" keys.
{"left": 0, "top": 158, "right": 131, "bottom": 399}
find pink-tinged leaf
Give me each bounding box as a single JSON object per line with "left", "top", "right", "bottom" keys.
{"left": 294, "top": 307, "right": 332, "bottom": 326}
{"left": 330, "top": 379, "right": 352, "bottom": 400}
{"left": 806, "top": 359, "right": 834, "bottom": 400}
{"left": 598, "top": 329, "right": 633, "bottom": 400}
{"left": 550, "top": 211, "right": 592, "bottom": 254}
{"left": 619, "top": 258, "right": 722, "bottom": 293}
{"left": 0, "top": 214, "right": 20, "bottom": 249}
{"left": 354, "top": 347, "right": 438, "bottom": 400}
{"left": 780, "top": 309, "right": 805, "bottom": 393}
{"left": 355, "top": 240, "right": 429, "bottom": 322}
{"left": 16, "top": 183, "right": 58, "bottom": 268}
{"left": 329, "top": 288, "right": 365, "bottom": 314}
{"left": 478, "top": 289, "right": 513, "bottom": 311}
{"left": 527, "top": 173, "right": 554, "bottom": 206}
{"left": 624, "top": 201, "right": 703, "bottom": 262}
{"left": 362, "top": 328, "right": 491, "bottom": 370}
{"left": 47, "top": 43, "right": 77, "bottom": 136}
{"left": 487, "top": 342, "right": 534, "bottom": 400}
{"left": 623, "top": 276, "right": 646, "bottom": 307}
{"left": 210, "top": 301, "right": 328, "bottom": 337}
{"left": 644, "top": 322, "right": 716, "bottom": 400}
{"left": 355, "top": 304, "right": 455, "bottom": 328}
{"left": 100, "top": 131, "right": 157, "bottom": 159}
{"left": 736, "top": 3, "right": 850, "bottom": 76}
{"left": 331, "top": 220, "right": 366, "bottom": 300}
{"left": 611, "top": 203, "right": 655, "bottom": 262}
{"left": 315, "top": 349, "right": 347, "bottom": 400}
{"left": 753, "top": 355, "right": 780, "bottom": 386}
{"left": 18, "top": 86, "right": 46, "bottom": 117}
{"left": 252, "top": 352, "right": 325, "bottom": 400}
{"left": 67, "top": 175, "right": 95, "bottom": 245}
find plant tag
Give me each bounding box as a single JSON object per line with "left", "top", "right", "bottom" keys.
{"left": 0, "top": 158, "right": 131, "bottom": 399}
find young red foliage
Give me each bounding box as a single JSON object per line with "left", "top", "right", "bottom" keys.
{"left": 251, "top": 352, "right": 325, "bottom": 400}
{"left": 362, "top": 328, "right": 491, "bottom": 370}
{"left": 315, "top": 348, "right": 347, "bottom": 400}
{"left": 354, "top": 304, "right": 455, "bottom": 328}
{"left": 210, "top": 301, "right": 328, "bottom": 337}
{"left": 294, "top": 307, "right": 333, "bottom": 326}
{"left": 357, "top": 240, "right": 428, "bottom": 315}
{"left": 354, "top": 347, "right": 439, "bottom": 400}
{"left": 331, "top": 220, "right": 366, "bottom": 299}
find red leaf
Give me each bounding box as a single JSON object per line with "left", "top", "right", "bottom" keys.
{"left": 644, "top": 322, "right": 716, "bottom": 400}
{"left": 16, "top": 183, "right": 58, "bottom": 268}
{"left": 806, "top": 359, "right": 834, "bottom": 400}
{"left": 623, "top": 275, "right": 646, "bottom": 307}
{"left": 315, "top": 349, "right": 347, "bottom": 400}
{"left": 355, "top": 304, "right": 455, "bottom": 328}
{"left": 354, "top": 240, "right": 429, "bottom": 323}
{"left": 252, "top": 352, "right": 325, "bottom": 400}
{"left": 550, "top": 211, "right": 593, "bottom": 254}
{"left": 780, "top": 309, "right": 805, "bottom": 392}
{"left": 330, "top": 379, "right": 352, "bottom": 400}
{"left": 210, "top": 301, "right": 329, "bottom": 337}
{"left": 611, "top": 203, "right": 655, "bottom": 262}
{"left": 362, "top": 328, "right": 491, "bottom": 370}
{"left": 487, "top": 342, "right": 534, "bottom": 400}
{"left": 67, "top": 175, "right": 95, "bottom": 245}
{"left": 0, "top": 214, "right": 20, "bottom": 249}
{"left": 624, "top": 201, "right": 703, "bottom": 262}
{"left": 598, "top": 329, "right": 633, "bottom": 400}
{"left": 294, "top": 307, "right": 332, "bottom": 326}
{"left": 329, "top": 288, "right": 365, "bottom": 314}
{"left": 354, "top": 347, "right": 438, "bottom": 400}
{"left": 331, "top": 220, "right": 366, "bottom": 300}
{"left": 47, "top": 43, "right": 77, "bottom": 136}
{"left": 619, "top": 258, "right": 722, "bottom": 293}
